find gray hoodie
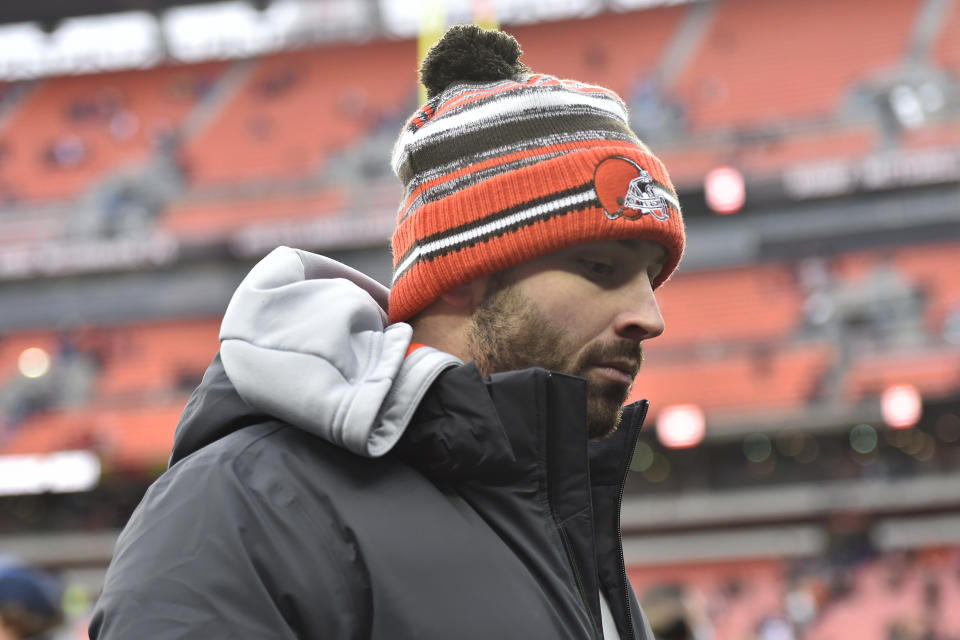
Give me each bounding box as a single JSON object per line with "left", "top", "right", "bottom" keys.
{"left": 217, "top": 246, "right": 459, "bottom": 457}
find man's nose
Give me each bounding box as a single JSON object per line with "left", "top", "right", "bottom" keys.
{"left": 613, "top": 280, "right": 665, "bottom": 343}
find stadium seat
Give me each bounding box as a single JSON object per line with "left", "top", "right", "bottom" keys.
{"left": 182, "top": 40, "right": 415, "bottom": 187}
{"left": 649, "top": 262, "right": 805, "bottom": 347}
{"left": 844, "top": 347, "right": 960, "bottom": 402}
{"left": 933, "top": 0, "right": 960, "bottom": 75}
{"left": 0, "top": 62, "right": 226, "bottom": 202}
{"left": 510, "top": 5, "right": 685, "bottom": 99}
{"left": 0, "top": 402, "right": 187, "bottom": 469}
{"left": 161, "top": 188, "right": 345, "bottom": 240}
{"left": 630, "top": 342, "right": 834, "bottom": 417}
{"left": 671, "top": 0, "right": 924, "bottom": 130}
{"left": 93, "top": 318, "right": 221, "bottom": 400}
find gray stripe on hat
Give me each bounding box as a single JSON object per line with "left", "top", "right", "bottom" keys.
{"left": 397, "top": 109, "right": 636, "bottom": 186}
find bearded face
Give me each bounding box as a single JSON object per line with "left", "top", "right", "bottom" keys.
{"left": 466, "top": 275, "right": 643, "bottom": 439}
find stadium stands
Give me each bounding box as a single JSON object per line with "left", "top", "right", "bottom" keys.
{"left": 670, "top": 0, "right": 924, "bottom": 130}
{"left": 902, "top": 120, "right": 960, "bottom": 150}
{"left": 91, "top": 318, "right": 220, "bottom": 400}
{"left": 894, "top": 242, "right": 960, "bottom": 334}
{"left": 510, "top": 5, "right": 686, "bottom": 98}
{"left": 181, "top": 39, "right": 414, "bottom": 187}
{"left": 0, "top": 62, "right": 225, "bottom": 202}
{"left": 655, "top": 125, "right": 878, "bottom": 187}
{"left": 933, "top": 0, "right": 960, "bottom": 74}
{"left": 629, "top": 548, "right": 960, "bottom": 640}
{"left": 161, "top": 188, "right": 345, "bottom": 240}
{"left": 631, "top": 342, "right": 834, "bottom": 417}
{"left": 845, "top": 347, "right": 960, "bottom": 403}
{"left": 630, "top": 558, "right": 786, "bottom": 640}
{"left": 1, "top": 402, "right": 187, "bottom": 469}
{"left": 830, "top": 241, "right": 960, "bottom": 334}
{"left": 0, "top": 3, "right": 957, "bottom": 636}
{"left": 650, "top": 262, "right": 805, "bottom": 347}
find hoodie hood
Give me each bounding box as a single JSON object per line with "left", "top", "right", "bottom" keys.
{"left": 170, "top": 247, "right": 460, "bottom": 464}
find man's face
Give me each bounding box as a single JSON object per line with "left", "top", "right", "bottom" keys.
{"left": 466, "top": 239, "right": 666, "bottom": 438}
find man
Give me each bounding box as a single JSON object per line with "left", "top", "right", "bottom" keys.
{"left": 90, "top": 24, "right": 684, "bottom": 639}
{"left": 0, "top": 565, "right": 63, "bottom": 640}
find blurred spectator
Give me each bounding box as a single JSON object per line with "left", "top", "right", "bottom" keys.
{"left": 641, "top": 583, "right": 712, "bottom": 640}
{"left": 755, "top": 616, "right": 794, "bottom": 640}
{"left": 942, "top": 305, "right": 960, "bottom": 345}
{"left": 629, "top": 71, "right": 686, "bottom": 140}
{"left": 107, "top": 110, "right": 138, "bottom": 142}
{"left": 256, "top": 65, "right": 299, "bottom": 98}
{"left": 0, "top": 565, "right": 63, "bottom": 640}
{"left": 43, "top": 137, "right": 87, "bottom": 170}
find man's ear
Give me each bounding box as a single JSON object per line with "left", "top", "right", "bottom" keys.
{"left": 438, "top": 276, "right": 490, "bottom": 311}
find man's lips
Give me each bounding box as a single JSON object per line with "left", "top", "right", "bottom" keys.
{"left": 588, "top": 361, "right": 639, "bottom": 386}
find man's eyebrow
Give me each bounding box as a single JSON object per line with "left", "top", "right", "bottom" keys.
{"left": 616, "top": 239, "right": 668, "bottom": 264}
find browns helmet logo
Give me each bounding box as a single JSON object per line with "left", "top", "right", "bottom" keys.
{"left": 593, "top": 155, "right": 669, "bottom": 222}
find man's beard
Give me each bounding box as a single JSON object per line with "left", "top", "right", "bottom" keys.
{"left": 465, "top": 277, "right": 643, "bottom": 439}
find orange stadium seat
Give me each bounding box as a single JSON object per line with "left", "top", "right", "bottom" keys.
{"left": 648, "top": 145, "right": 721, "bottom": 186}
{"left": 901, "top": 119, "right": 960, "bottom": 150}
{"left": 93, "top": 318, "right": 221, "bottom": 400}
{"left": 656, "top": 126, "right": 876, "bottom": 184}
{"left": 629, "top": 558, "right": 786, "bottom": 640}
{"left": 0, "top": 62, "right": 226, "bottom": 202}
{"left": 161, "top": 188, "right": 345, "bottom": 240}
{"left": 182, "top": 39, "right": 415, "bottom": 187}
{"left": 844, "top": 347, "right": 960, "bottom": 402}
{"left": 671, "top": 0, "right": 923, "bottom": 131}
{"left": 894, "top": 242, "right": 960, "bottom": 334}
{"left": 736, "top": 127, "right": 875, "bottom": 172}
{"left": 650, "top": 263, "right": 805, "bottom": 347}
{"left": 808, "top": 551, "right": 960, "bottom": 640}
{"left": 510, "top": 5, "right": 686, "bottom": 98}
{"left": 629, "top": 549, "right": 960, "bottom": 640}
{"left": 630, "top": 343, "right": 834, "bottom": 417}
{"left": 1, "top": 402, "right": 186, "bottom": 469}
{"left": 831, "top": 242, "right": 960, "bottom": 334}
{"left": 933, "top": 0, "right": 960, "bottom": 74}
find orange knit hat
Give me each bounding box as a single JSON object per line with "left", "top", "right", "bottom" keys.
{"left": 388, "top": 25, "right": 685, "bottom": 323}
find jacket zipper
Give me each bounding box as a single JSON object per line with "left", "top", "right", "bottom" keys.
{"left": 616, "top": 402, "right": 648, "bottom": 639}
{"left": 558, "top": 525, "right": 601, "bottom": 639}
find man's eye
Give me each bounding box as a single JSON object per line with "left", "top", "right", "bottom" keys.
{"left": 581, "top": 259, "right": 615, "bottom": 277}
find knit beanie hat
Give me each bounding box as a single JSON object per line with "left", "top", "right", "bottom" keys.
{"left": 389, "top": 24, "right": 685, "bottom": 323}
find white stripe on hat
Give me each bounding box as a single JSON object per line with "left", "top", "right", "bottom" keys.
{"left": 392, "top": 188, "right": 597, "bottom": 284}
{"left": 391, "top": 87, "right": 629, "bottom": 173}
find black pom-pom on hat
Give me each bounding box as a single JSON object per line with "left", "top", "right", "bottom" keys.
{"left": 420, "top": 24, "right": 530, "bottom": 100}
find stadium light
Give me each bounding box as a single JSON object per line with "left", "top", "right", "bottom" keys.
{"left": 704, "top": 166, "right": 746, "bottom": 215}
{"left": 882, "top": 383, "right": 922, "bottom": 429}
{"left": 18, "top": 347, "right": 51, "bottom": 378}
{"left": 656, "top": 403, "right": 706, "bottom": 449}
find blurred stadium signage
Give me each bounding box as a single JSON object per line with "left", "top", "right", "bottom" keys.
{"left": 0, "top": 0, "right": 702, "bottom": 79}
{"left": 0, "top": 451, "right": 101, "bottom": 496}
{"left": 230, "top": 214, "right": 396, "bottom": 258}
{"left": 782, "top": 148, "right": 960, "bottom": 200}
{"left": 0, "top": 234, "right": 178, "bottom": 280}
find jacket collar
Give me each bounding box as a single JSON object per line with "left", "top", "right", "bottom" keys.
{"left": 395, "top": 362, "right": 646, "bottom": 491}
{"left": 395, "top": 362, "right": 649, "bottom": 638}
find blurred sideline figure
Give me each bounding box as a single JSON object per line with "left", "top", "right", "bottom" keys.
{"left": 641, "top": 584, "right": 712, "bottom": 640}
{"left": 0, "top": 565, "right": 63, "bottom": 640}
{"left": 90, "top": 25, "right": 685, "bottom": 639}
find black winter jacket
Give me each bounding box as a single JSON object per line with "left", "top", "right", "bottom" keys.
{"left": 90, "top": 357, "right": 653, "bottom": 639}
{"left": 89, "top": 247, "right": 656, "bottom": 639}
